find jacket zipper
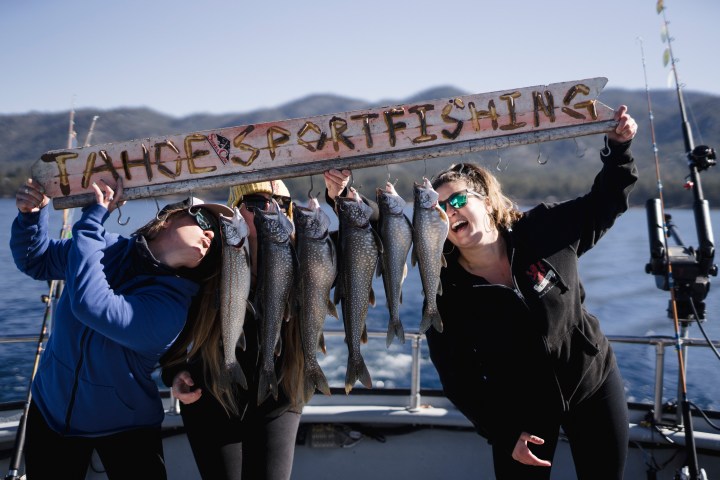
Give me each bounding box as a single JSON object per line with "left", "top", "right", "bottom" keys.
{"left": 64, "top": 327, "right": 91, "bottom": 433}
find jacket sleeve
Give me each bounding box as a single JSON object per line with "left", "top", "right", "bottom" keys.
{"left": 522, "top": 138, "right": 638, "bottom": 258}
{"left": 63, "top": 205, "right": 197, "bottom": 355}
{"left": 10, "top": 207, "right": 71, "bottom": 281}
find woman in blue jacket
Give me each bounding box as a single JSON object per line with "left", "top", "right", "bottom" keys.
{"left": 426, "top": 105, "right": 638, "bottom": 479}
{"left": 11, "top": 178, "right": 232, "bottom": 480}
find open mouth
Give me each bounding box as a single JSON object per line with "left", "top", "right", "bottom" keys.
{"left": 451, "top": 220, "right": 468, "bottom": 233}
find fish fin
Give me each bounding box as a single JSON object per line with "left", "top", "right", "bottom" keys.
{"left": 437, "top": 277, "right": 443, "bottom": 296}
{"left": 345, "top": 355, "right": 372, "bottom": 394}
{"left": 368, "top": 287, "right": 376, "bottom": 307}
{"left": 238, "top": 331, "right": 247, "bottom": 352}
{"left": 372, "top": 227, "right": 384, "bottom": 255}
{"left": 306, "top": 364, "right": 331, "bottom": 397}
{"left": 419, "top": 301, "right": 444, "bottom": 334}
{"left": 275, "top": 336, "right": 283, "bottom": 357}
{"left": 319, "top": 333, "right": 327, "bottom": 354}
{"left": 441, "top": 253, "right": 447, "bottom": 267}
{"left": 411, "top": 246, "right": 418, "bottom": 267}
{"left": 361, "top": 324, "right": 368, "bottom": 344}
{"left": 327, "top": 299, "right": 339, "bottom": 319}
{"left": 386, "top": 319, "right": 406, "bottom": 347}
{"left": 230, "top": 363, "right": 248, "bottom": 390}
{"left": 246, "top": 300, "right": 257, "bottom": 318}
{"left": 257, "top": 368, "right": 279, "bottom": 405}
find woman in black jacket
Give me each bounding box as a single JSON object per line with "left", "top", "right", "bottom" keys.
{"left": 426, "top": 105, "right": 638, "bottom": 479}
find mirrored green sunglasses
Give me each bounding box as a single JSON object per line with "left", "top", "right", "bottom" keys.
{"left": 438, "top": 189, "right": 483, "bottom": 212}
{"left": 187, "top": 207, "right": 215, "bottom": 231}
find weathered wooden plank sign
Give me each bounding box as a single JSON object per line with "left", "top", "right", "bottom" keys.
{"left": 32, "top": 77, "right": 617, "bottom": 209}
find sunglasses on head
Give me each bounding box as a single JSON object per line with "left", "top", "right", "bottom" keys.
{"left": 242, "top": 194, "right": 290, "bottom": 213}
{"left": 438, "top": 189, "right": 483, "bottom": 212}
{"left": 187, "top": 207, "right": 215, "bottom": 231}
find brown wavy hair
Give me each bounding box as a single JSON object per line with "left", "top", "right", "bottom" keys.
{"left": 431, "top": 162, "right": 522, "bottom": 230}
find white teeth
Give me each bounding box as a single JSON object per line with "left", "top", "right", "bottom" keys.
{"left": 451, "top": 220, "right": 467, "bottom": 231}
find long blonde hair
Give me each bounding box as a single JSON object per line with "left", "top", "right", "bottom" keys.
{"left": 432, "top": 162, "right": 523, "bottom": 230}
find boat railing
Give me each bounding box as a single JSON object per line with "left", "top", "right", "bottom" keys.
{"left": 2, "top": 330, "right": 719, "bottom": 422}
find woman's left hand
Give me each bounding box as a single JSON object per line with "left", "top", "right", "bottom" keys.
{"left": 607, "top": 105, "right": 637, "bottom": 143}
{"left": 91, "top": 177, "right": 125, "bottom": 211}
{"left": 511, "top": 431, "right": 552, "bottom": 467}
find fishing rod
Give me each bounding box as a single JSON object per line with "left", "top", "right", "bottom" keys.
{"left": 4, "top": 110, "right": 98, "bottom": 480}
{"left": 642, "top": 2, "right": 717, "bottom": 479}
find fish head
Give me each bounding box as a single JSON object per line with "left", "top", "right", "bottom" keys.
{"left": 336, "top": 194, "right": 372, "bottom": 228}
{"left": 414, "top": 177, "right": 439, "bottom": 210}
{"left": 254, "top": 208, "right": 291, "bottom": 244}
{"left": 219, "top": 207, "right": 249, "bottom": 247}
{"left": 293, "top": 200, "right": 330, "bottom": 239}
{"left": 377, "top": 185, "right": 406, "bottom": 215}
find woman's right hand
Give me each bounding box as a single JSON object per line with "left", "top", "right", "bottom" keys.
{"left": 511, "top": 431, "right": 552, "bottom": 467}
{"left": 16, "top": 179, "right": 49, "bottom": 213}
{"left": 172, "top": 370, "right": 202, "bottom": 405}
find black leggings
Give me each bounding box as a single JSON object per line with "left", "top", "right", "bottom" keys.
{"left": 180, "top": 392, "right": 301, "bottom": 480}
{"left": 24, "top": 401, "right": 166, "bottom": 480}
{"left": 492, "top": 366, "right": 629, "bottom": 480}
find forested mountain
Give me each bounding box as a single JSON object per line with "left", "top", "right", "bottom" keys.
{"left": 1, "top": 86, "right": 718, "bottom": 207}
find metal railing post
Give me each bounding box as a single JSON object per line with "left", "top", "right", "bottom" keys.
{"left": 409, "top": 334, "right": 422, "bottom": 411}
{"left": 654, "top": 341, "right": 666, "bottom": 424}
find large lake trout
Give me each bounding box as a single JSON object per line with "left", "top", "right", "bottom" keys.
{"left": 377, "top": 182, "right": 413, "bottom": 347}
{"left": 334, "top": 191, "right": 382, "bottom": 393}
{"left": 254, "top": 201, "right": 296, "bottom": 404}
{"left": 294, "top": 198, "right": 338, "bottom": 399}
{"left": 412, "top": 178, "right": 448, "bottom": 334}
{"left": 219, "top": 207, "right": 252, "bottom": 390}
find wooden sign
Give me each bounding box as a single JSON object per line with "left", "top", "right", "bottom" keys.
{"left": 32, "top": 77, "right": 617, "bottom": 209}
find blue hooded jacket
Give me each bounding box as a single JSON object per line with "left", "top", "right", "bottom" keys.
{"left": 11, "top": 204, "right": 200, "bottom": 436}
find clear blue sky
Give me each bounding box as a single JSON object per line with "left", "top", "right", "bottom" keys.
{"left": 2, "top": 0, "right": 717, "bottom": 118}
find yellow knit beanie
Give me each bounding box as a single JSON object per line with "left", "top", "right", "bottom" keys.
{"left": 227, "top": 180, "right": 290, "bottom": 208}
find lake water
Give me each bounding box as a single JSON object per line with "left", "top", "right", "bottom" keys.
{"left": 1, "top": 198, "right": 718, "bottom": 411}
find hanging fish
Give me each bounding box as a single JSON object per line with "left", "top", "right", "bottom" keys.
{"left": 334, "top": 190, "right": 383, "bottom": 393}
{"left": 254, "top": 200, "right": 297, "bottom": 405}
{"left": 412, "top": 178, "right": 448, "bottom": 334}
{"left": 377, "top": 182, "right": 413, "bottom": 347}
{"left": 219, "top": 207, "right": 252, "bottom": 390}
{"left": 294, "top": 198, "right": 338, "bottom": 400}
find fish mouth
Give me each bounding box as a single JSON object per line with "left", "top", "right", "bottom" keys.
{"left": 450, "top": 220, "right": 468, "bottom": 233}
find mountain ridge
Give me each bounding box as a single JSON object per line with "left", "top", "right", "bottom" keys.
{"left": 1, "top": 86, "right": 718, "bottom": 207}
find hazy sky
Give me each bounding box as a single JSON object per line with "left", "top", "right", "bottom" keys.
{"left": 2, "top": 0, "right": 718, "bottom": 118}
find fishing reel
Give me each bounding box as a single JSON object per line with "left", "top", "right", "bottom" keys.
{"left": 688, "top": 145, "right": 717, "bottom": 172}
{"left": 645, "top": 199, "right": 712, "bottom": 322}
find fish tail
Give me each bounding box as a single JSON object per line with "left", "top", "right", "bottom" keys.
{"left": 344, "top": 354, "right": 372, "bottom": 394}
{"left": 419, "top": 300, "right": 443, "bottom": 334}
{"left": 230, "top": 363, "right": 248, "bottom": 390}
{"left": 257, "top": 368, "right": 279, "bottom": 405}
{"left": 386, "top": 318, "right": 406, "bottom": 347}
{"left": 305, "top": 363, "right": 331, "bottom": 397}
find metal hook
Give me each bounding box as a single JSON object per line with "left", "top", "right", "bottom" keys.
{"left": 307, "top": 175, "right": 316, "bottom": 199}
{"left": 536, "top": 147, "right": 548, "bottom": 165}
{"left": 573, "top": 137, "right": 586, "bottom": 158}
{"left": 116, "top": 204, "right": 130, "bottom": 226}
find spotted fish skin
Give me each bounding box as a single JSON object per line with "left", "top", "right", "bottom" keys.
{"left": 294, "top": 198, "right": 338, "bottom": 400}
{"left": 254, "top": 201, "right": 296, "bottom": 405}
{"left": 219, "top": 207, "right": 251, "bottom": 390}
{"left": 376, "top": 183, "right": 413, "bottom": 347}
{"left": 334, "top": 192, "right": 382, "bottom": 394}
{"left": 412, "top": 178, "right": 448, "bottom": 334}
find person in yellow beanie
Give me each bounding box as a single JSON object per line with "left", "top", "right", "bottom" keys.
{"left": 162, "top": 178, "right": 302, "bottom": 480}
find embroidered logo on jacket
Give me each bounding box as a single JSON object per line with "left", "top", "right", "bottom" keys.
{"left": 526, "top": 262, "right": 557, "bottom": 296}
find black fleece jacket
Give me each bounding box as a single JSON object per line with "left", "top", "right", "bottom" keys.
{"left": 425, "top": 139, "right": 638, "bottom": 454}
